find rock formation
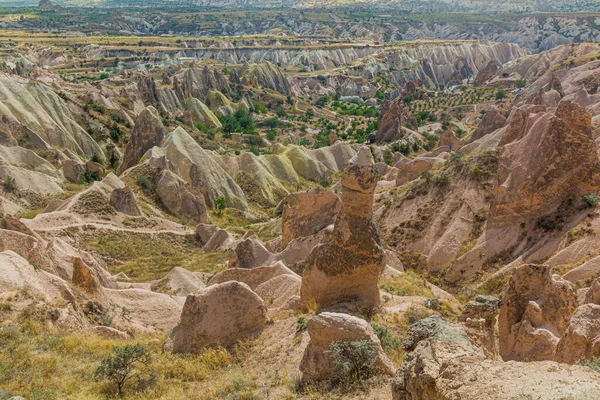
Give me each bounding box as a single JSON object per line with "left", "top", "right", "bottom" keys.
{"left": 376, "top": 98, "right": 415, "bottom": 143}
{"left": 460, "top": 295, "right": 501, "bottom": 358}
{"left": 118, "top": 106, "right": 166, "bottom": 174}
{"left": 300, "top": 312, "right": 394, "bottom": 381}
{"left": 498, "top": 264, "right": 578, "bottom": 361}
{"left": 555, "top": 304, "right": 600, "bottom": 364}
{"left": 300, "top": 147, "right": 383, "bottom": 310}
{"left": 109, "top": 186, "right": 141, "bottom": 216}
{"left": 474, "top": 60, "right": 498, "bottom": 86}
{"left": 469, "top": 106, "right": 506, "bottom": 142}
{"left": 491, "top": 100, "right": 600, "bottom": 226}
{"left": 393, "top": 316, "right": 600, "bottom": 400}
{"left": 168, "top": 281, "right": 266, "bottom": 353}
{"left": 280, "top": 189, "right": 341, "bottom": 250}
{"left": 156, "top": 170, "right": 208, "bottom": 224}
{"left": 71, "top": 256, "right": 101, "bottom": 295}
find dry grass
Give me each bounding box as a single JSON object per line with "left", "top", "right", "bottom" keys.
{"left": 0, "top": 301, "right": 255, "bottom": 399}
{"left": 66, "top": 228, "right": 227, "bottom": 282}
{"left": 379, "top": 270, "right": 434, "bottom": 298}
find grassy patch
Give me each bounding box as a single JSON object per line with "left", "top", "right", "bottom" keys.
{"left": 0, "top": 307, "right": 243, "bottom": 399}
{"left": 69, "top": 228, "right": 227, "bottom": 282}
{"left": 379, "top": 270, "right": 434, "bottom": 298}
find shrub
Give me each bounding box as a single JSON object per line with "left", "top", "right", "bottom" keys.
{"left": 2, "top": 176, "right": 17, "bottom": 192}
{"left": 329, "top": 340, "right": 379, "bottom": 381}
{"left": 577, "top": 357, "right": 600, "bottom": 373}
{"left": 583, "top": 193, "right": 599, "bottom": 208}
{"left": 91, "top": 152, "right": 104, "bottom": 164}
{"left": 94, "top": 344, "right": 153, "bottom": 398}
{"left": 471, "top": 166, "right": 489, "bottom": 180}
{"left": 515, "top": 78, "right": 527, "bottom": 88}
{"left": 433, "top": 172, "right": 449, "bottom": 186}
{"left": 495, "top": 90, "right": 507, "bottom": 100}
{"left": 296, "top": 316, "right": 308, "bottom": 332}
{"left": 371, "top": 324, "right": 401, "bottom": 353}
{"left": 215, "top": 196, "right": 227, "bottom": 216}
{"left": 136, "top": 176, "right": 154, "bottom": 194}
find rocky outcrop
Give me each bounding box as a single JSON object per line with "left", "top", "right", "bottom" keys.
{"left": 280, "top": 189, "right": 341, "bottom": 249}
{"left": 555, "top": 304, "right": 600, "bottom": 364}
{"left": 498, "top": 264, "right": 578, "bottom": 361}
{"left": 491, "top": 100, "right": 600, "bottom": 227}
{"left": 163, "top": 127, "right": 247, "bottom": 210}
{"left": 185, "top": 97, "right": 222, "bottom": 130}
{"left": 376, "top": 98, "right": 415, "bottom": 143}
{"left": 469, "top": 106, "right": 506, "bottom": 142}
{"left": 474, "top": 60, "right": 498, "bottom": 86}
{"left": 118, "top": 106, "right": 166, "bottom": 174}
{"left": 460, "top": 295, "right": 501, "bottom": 358}
{"left": 150, "top": 267, "right": 206, "bottom": 296}
{"left": 209, "top": 261, "right": 301, "bottom": 309}
{"left": 168, "top": 281, "right": 266, "bottom": 353}
{"left": 109, "top": 186, "right": 141, "bottom": 216}
{"left": 239, "top": 61, "right": 291, "bottom": 95}
{"left": 300, "top": 312, "right": 394, "bottom": 381}
{"left": 0, "top": 73, "right": 102, "bottom": 158}
{"left": 71, "top": 256, "right": 101, "bottom": 295}
{"left": 300, "top": 147, "right": 383, "bottom": 310}
{"left": 156, "top": 170, "right": 208, "bottom": 224}
{"left": 393, "top": 315, "right": 600, "bottom": 400}
{"left": 228, "top": 236, "right": 275, "bottom": 270}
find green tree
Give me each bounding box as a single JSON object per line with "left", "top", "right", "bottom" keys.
{"left": 94, "top": 344, "right": 152, "bottom": 398}
{"left": 515, "top": 78, "right": 527, "bottom": 89}
{"left": 495, "top": 90, "right": 507, "bottom": 100}
{"left": 215, "top": 196, "right": 227, "bottom": 216}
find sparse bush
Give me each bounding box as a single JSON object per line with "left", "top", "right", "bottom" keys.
{"left": 583, "top": 193, "right": 599, "bottom": 208}
{"left": 296, "top": 316, "right": 308, "bottom": 332}
{"left": 515, "top": 78, "right": 527, "bottom": 89}
{"left": 329, "top": 340, "right": 379, "bottom": 381}
{"left": 433, "top": 172, "right": 449, "bottom": 186}
{"left": 2, "top": 176, "right": 17, "bottom": 192}
{"left": 577, "top": 357, "right": 600, "bottom": 373}
{"left": 136, "top": 176, "right": 154, "bottom": 194}
{"left": 94, "top": 344, "right": 153, "bottom": 398}
{"left": 371, "top": 324, "right": 401, "bottom": 353}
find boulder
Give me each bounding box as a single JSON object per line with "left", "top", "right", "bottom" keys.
{"left": 209, "top": 261, "right": 301, "bottom": 309}
{"left": 280, "top": 189, "right": 341, "bottom": 249}
{"left": 85, "top": 161, "right": 105, "bottom": 179}
{"left": 109, "top": 186, "right": 141, "bottom": 216}
{"left": 62, "top": 159, "right": 86, "bottom": 183}
{"left": 498, "top": 264, "right": 578, "bottom": 361}
{"left": 228, "top": 236, "right": 275, "bottom": 269}
{"left": 195, "top": 223, "right": 220, "bottom": 247}
{"left": 156, "top": 170, "right": 208, "bottom": 224}
{"left": 300, "top": 312, "right": 395, "bottom": 381}
{"left": 118, "top": 106, "right": 166, "bottom": 174}
{"left": 168, "top": 281, "right": 267, "bottom": 352}
{"left": 437, "top": 127, "right": 462, "bottom": 150}
{"left": 555, "top": 304, "right": 600, "bottom": 364}
{"left": 150, "top": 267, "right": 206, "bottom": 296}
{"left": 301, "top": 147, "right": 383, "bottom": 310}
{"left": 91, "top": 326, "right": 130, "bottom": 340}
